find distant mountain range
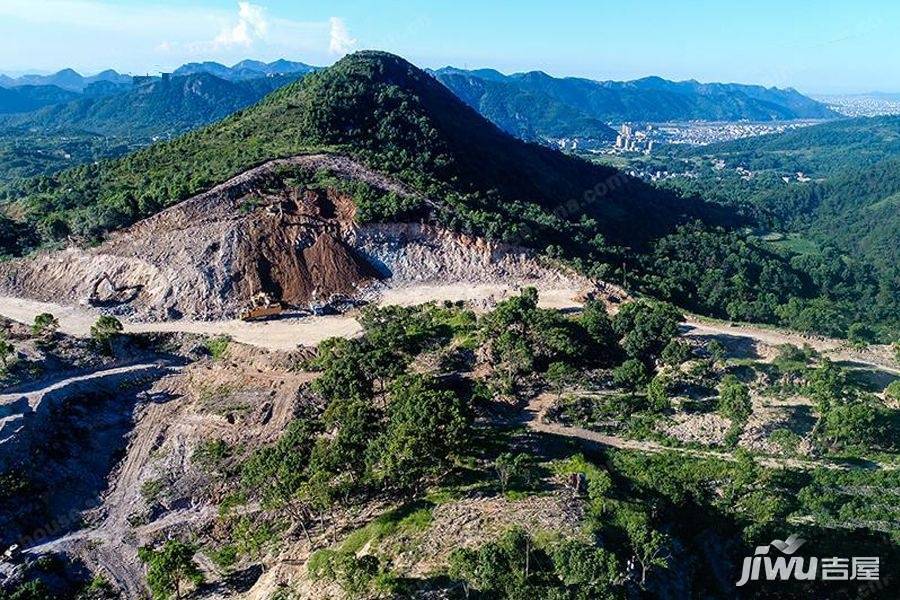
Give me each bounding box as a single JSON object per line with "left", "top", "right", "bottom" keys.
{"left": 0, "top": 68, "right": 132, "bottom": 92}
{"left": 172, "top": 59, "right": 318, "bottom": 81}
{"left": 0, "top": 57, "right": 841, "bottom": 174}
{"left": 2, "top": 72, "right": 300, "bottom": 138}
{"left": 431, "top": 68, "right": 839, "bottom": 144}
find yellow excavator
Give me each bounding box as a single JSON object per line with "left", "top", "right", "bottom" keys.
{"left": 239, "top": 291, "right": 283, "bottom": 321}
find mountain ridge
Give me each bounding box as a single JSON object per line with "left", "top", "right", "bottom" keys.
{"left": 2, "top": 72, "right": 302, "bottom": 138}
{"left": 432, "top": 66, "right": 839, "bottom": 127}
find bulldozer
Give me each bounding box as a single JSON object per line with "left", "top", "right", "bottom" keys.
{"left": 239, "top": 291, "right": 283, "bottom": 321}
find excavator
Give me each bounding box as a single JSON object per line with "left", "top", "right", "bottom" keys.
{"left": 239, "top": 291, "right": 283, "bottom": 321}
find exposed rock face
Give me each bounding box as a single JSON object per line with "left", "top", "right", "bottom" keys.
{"left": 0, "top": 154, "right": 594, "bottom": 320}
{"left": 0, "top": 156, "right": 389, "bottom": 320}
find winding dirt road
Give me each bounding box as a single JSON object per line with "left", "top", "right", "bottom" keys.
{"left": 521, "top": 393, "right": 895, "bottom": 471}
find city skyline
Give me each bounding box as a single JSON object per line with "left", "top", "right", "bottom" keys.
{"left": 1, "top": 0, "right": 898, "bottom": 94}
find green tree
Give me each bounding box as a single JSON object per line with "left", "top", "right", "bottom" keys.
{"left": 494, "top": 452, "right": 531, "bottom": 493}
{"left": 847, "top": 322, "right": 876, "bottom": 346}
{"left": 646, "top": 374, "right": 670, "bottom": 412}
{"left": 447, "top": 528, "right": 536, "bottom": 598}
{"left": 821, "top": 396, "right": 887, "bottom": 449}
{"left": 367, "top": 374, "right": 469, "bottom": 490}
{"left": 706, "top": 339, "right": 726, "bottom": 365}
{"left": 718, "top": 375, "right": 752, "bottom": 421}
{"left": 546, "top": 361, "right": 576, "bottom": 399}
{"left": 806, "top": 358, "right": 848, "bottom": 410}
{"left": 552, "top": 539, "right": 620, "bottom": 598}
{"left": 242, "top": 418, "right": 319, "bottom": 541}
{"left": 579, "top": 299, "right": 618, "bottom": 362}
{"left": 138, "top": 540, "right": 204, "bottom": 600}
{"left": 619, "top": 510, "right": 670, "bottom": 588}
{"left": 660, "top": 339, "right": 692, "bottom": 366}
{"left": 885, "top": 380, "right": 900, "bottom": 403}
{"left": 90, "top": 315, "right": 123, "bottom": 351}
{"left": 613, "top": 359, "right": 648, "bottom": 396}
{"left": 612, "top": 300, "right": 682, "bottom": 365}
{"left": 308, "top": 550, "right": 397, "bottom": 599}
{"left": 31, "top": 313, "right": 59, "bottom": 338}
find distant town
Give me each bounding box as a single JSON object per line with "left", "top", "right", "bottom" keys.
{"left": 606, "top": 120, "right": 822, "bottom": 153}
{"left": 815, "top": 94, "right": 900, "bottom": 117}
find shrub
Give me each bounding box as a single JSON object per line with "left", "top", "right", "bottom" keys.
{"left": 31, "top": 313, "right": 59, "bottom": 338}
{"left": 613, "top": 359, "right": 649, "bottom": 395}
{"left": 138, "top": 540, "right": 204, "bottom": 600}
{"left": 718, "top": 375, "right": 752, "bottom": 422}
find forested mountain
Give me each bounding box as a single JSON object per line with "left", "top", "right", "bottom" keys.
{"left": 430, "top": 70, "right": 616, "bottom": 144}
{"left": 433, "top": 67, "right": 838, "bottom": 131}
{"left": 0, "top": 85, "right": 79, "bottom": 114}
{"left": 688, "top": 114, "right": 900, "bottom": 175}
{"left": 652, "top": 115, "right": 900, "bottom": 339}
{"left": 3, "top": 52, "right": 729, "bottom": 255}
{"left": 1, "top": 72, "right": 301, "bottom": 138}
{"left": 684, "top": 115, "right": 900, "bottom": 271}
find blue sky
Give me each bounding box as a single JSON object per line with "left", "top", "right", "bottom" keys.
{"left": 0, "top": 0, "right": 896, "bottom": 93}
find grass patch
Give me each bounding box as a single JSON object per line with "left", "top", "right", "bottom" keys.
{"left": 204, "top": 335, "right": 231, "bottom": 360}
{"left": 340, "top": 503, "right": 435, "bottom": 555}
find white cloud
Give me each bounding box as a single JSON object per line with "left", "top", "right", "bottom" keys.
{"left": 0, "top": 1, "right": 355, "bottom": 73}
{"left": 213, "top": 2, "right": 269, "bottom": 48}
{"left": 329, "top": 17, "right": 356, "bottom": 55}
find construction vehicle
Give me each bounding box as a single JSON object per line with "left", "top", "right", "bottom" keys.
{"left": 239, "top": 291, "right": 283, "bottom": 321}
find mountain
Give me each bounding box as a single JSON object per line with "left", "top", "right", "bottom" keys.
{"left": 0, "top": 85, "right": 79, "bottom": 114}
{"left": 0, "top": 68, "right": 131, "bottom": 92}
{"left": 433, "top": 68, "right": 839, "bottom": 132}
{"left": 3, "top": 72, "right": 301, "bottom": 138}
{"left": 7, "top": 51, "right": 727, "bottom": 256}
{"left": 430, "top": 70, "right": 616, "bottom": 145}
{"left": 173, "top": 58, "right": 318, "bottom": 81}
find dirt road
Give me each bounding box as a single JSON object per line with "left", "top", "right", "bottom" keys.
{"left": 683, "top": 318, "right": 899, "bottom": 375}
{"left": 522, "top": 393, "right": 894, "bottom": 471}
{"left": 0, "top": 362, "right": 180, "bottom": 445}
{"left": 1, "top": 295, "right": 896, "bottom": 373}
{"left": 0, "top": 285, "right": 583, "bottom": 352}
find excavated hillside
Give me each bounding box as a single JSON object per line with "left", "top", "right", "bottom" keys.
{"left": 0, "top": 154, "right": 594, "bottom": 321}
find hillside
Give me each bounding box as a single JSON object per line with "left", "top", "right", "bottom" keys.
{"left": 5, "top": 52, "right": 726, "bottom": 258}
{"left": 0, "top": 85, "right": 79, "bottom": 114}
{"left": 1, "top": 72, "right": 300, "bottom": 138}
{"left": 434, "top": 67, "right": 838, "bottom": 128}
{"left": 687, "top": 114, "right": 900, "bottom": 175}
{"left": 651, "top": 116, "right": 900, "bottom": 339}
{"left": 432, "top": 70, "right": 616, "bottom": 145}
{"left": 683, "top": 115, "right": 900, "bottom": 270}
